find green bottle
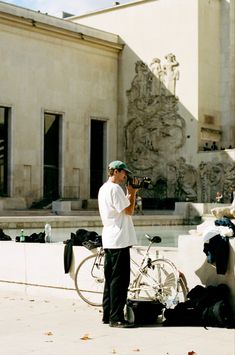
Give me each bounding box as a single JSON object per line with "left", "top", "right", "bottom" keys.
{"left": 20, "top": 229, "right": 25, "bottom": 242}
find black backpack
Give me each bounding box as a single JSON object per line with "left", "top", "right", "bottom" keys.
{"left": 164, "top": 284, "right": 232, "bottom": 328}
{"left": 202, "top": 299, "right": 231, "bottom": 328}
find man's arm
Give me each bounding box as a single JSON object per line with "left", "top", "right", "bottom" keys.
{"left": 125, "top": 184, "right": 138, "bottom": 215}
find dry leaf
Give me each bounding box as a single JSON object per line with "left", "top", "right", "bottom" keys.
{"left": 44, "top": 331, "right": 53, "bottom": 336}
{"left": 80, "top": 333, "right": 92, "bottom": 340}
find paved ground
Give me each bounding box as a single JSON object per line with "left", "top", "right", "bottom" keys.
{"left": 0, "top": 289, "right": 234, "bottom": 355}
{"left": 0, "top": 210, "right": 233, "bottom": 354}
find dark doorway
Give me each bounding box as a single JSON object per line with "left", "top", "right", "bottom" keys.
{"left": 0, "top": 107, "right": 9, "bottom": 196}
{"left": 90, "top": 120, "right": 105, "bottom": 198}
{"left": 44, "top": 113, "right": 60, "bottom": 201}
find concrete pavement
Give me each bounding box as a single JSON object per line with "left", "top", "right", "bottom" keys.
{"left": 0, "top": 289, "right": 234, "bottom": 355}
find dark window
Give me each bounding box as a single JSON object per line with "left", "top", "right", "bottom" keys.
{"left": 44, "top": 113, "right": 60, "bottom": 201}
{"left": 0, "top": 107, "right": 9, "bottom": 196}
{"left": 90, "top": 120, "right": 105, "bottom": 198}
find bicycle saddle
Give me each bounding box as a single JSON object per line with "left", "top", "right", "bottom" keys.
{"left": 145, "top": 234, "right": 161, "bottom": 243}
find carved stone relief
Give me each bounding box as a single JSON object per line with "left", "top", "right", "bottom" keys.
{"left": 200, "top": 127, "right": 221, "bottom": 142}
{"left": 199, "top": 160, "right": 235, "bottom": 203}
{"left": 124, "top": 57, "right": 235, "bottom": 203}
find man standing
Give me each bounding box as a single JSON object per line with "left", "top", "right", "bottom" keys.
{"left": 98, "top": 160, "right": 138, "bottom": 328}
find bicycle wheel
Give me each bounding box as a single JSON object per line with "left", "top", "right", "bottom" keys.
{"left": 74, "top": 252, "right": 104, "bottom": 306}
{"left": 131, "top": 258, "right": 180, "bottom": 307}
{"left": 177, "top": 273, "right": 189, "bottom": 303}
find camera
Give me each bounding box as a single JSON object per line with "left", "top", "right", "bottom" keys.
{"left": 127, "top": 176, "right": 152, "bottom": 189}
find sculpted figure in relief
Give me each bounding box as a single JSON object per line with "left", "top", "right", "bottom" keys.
{"left": 125, "top": 55, "right": 202, "bottom": 202}
{"left": 127, "top": 60, "right": 150, "bottom": 103}
{"left": 166, "top": 162, "right": 178, "bottom": 198}
{"left": 223, "top": 163, "right": 235, "bottom": 201}
{"left": 162, "top": 53, "right": 179, "bottom": 96}
{"left": 149, "top": 58, "right": 163, "bottom": 96}
{"left": 197, "top": 160, "right": 235, "bottom": 203}
{"left": 198, "top": 161, "right": 209, "bottom": 202}
{"left": 176, "top": 157, "right": 198, "bottom": 201}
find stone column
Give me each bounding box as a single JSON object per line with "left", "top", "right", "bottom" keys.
{"left": 230, "top": 0, "right": 235, "bottom": 146}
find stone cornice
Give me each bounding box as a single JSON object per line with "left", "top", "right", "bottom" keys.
{"left": 70, "top": 0, "right": 157, "bottom": 20}
{"left": 0, "top": 6, "right": 123, "bottom": 52}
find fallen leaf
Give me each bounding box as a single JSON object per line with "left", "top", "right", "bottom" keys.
{"left": 80, "top": 333, "right": 92, "bottom": 340}
{"left": 44, "top": 331, "right": 53, "bottom": 336}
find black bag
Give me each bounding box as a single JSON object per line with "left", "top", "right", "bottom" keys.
{"left": 15, "top": 232, "right": 45, "bottom": 243}
{"left": 63, "top": 230, "right": 102, "bottom": 273}
{"left": 163, "top": 284, "right": 232, "bottom": 328}
{"left": 163, "top": 301, "right": 202, "bottom": 326}
{"left": 202, "top": 300, "right": 231, "bottom": 328}
{"left": 64, "top": 229, "right": 102, "bottom": 249}
{"left": 125, "top": 298, "right": 164, "bottom": 325}
{"left": 0, "top": 228, "right": 11, "bottom": 241}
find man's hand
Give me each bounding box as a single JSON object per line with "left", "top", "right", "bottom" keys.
{"left": 126, "top": 177, "right": 139, "bottom": 194}
{"left": 125, "top": 179, "right": 138, "bottom": 215}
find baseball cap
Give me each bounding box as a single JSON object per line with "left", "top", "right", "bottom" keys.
{"left": 108, "top": 160, "right": 132, "bottom": 174}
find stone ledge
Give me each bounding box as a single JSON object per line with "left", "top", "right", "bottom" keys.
{"left": 52, "top": 200, "right": 71, "bottom": 214}
{"left": 174, "top": 202, "right": 231, "bottom": 219}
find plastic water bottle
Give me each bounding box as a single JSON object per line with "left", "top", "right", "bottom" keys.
{"left": 44, "top": 223, "right": 52, "bottom": 243}
{"left": 20, "top": 229, "right": 25, "bottom": 242}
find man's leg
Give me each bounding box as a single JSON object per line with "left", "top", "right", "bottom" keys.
{"left": 109, "top": 247, "right": 130, "bottom": 323}
{"left": 102, "top": 250, "right": 112, "bottom": 323}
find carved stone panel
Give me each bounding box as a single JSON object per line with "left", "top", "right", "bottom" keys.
{"left": 124, "top": 57, "right": 235, "bottom": 203}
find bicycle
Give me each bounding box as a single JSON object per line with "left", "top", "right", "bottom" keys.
{"left": 74, "top": 234, "right": 188, "bottom": 308}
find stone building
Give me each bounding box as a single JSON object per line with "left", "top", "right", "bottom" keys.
{"left": 0, "top": 0, "right": 234, "bottom": 210}
{"left": 0, "top": 2, "right": 122, "bottom": 209}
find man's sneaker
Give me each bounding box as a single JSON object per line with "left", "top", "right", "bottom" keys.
{"left": 109, "top": 320, "right": 135, "bottom": 328}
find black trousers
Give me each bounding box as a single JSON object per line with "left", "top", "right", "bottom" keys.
{"left": 102, "top": 247, "right": 130, "bottom": 323}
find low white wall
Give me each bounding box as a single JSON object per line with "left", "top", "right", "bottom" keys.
{"left": 0, "top": 241, "right": 178, "bottom": 300}
{"left": 0, "top": 242, "right": 92, "bottom": 299}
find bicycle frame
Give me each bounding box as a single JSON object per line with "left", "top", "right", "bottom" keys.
{"left": 129, "top": 243, "right": 158, "bottom": 289}
{"left": 90, "top": 249, "right": 105, "bottom": 281}
{"left": 75, "top": 233, "right": 188, "bottom": 307}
